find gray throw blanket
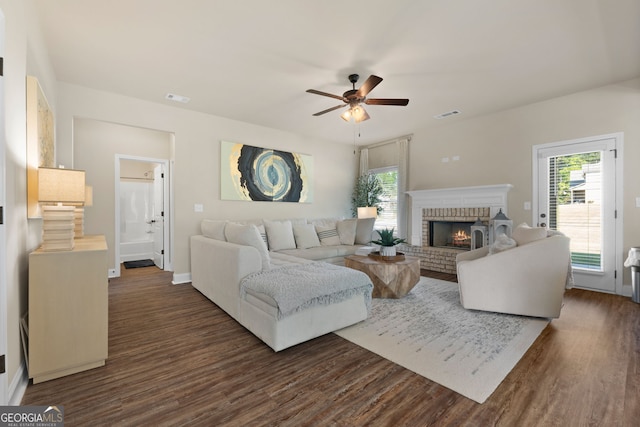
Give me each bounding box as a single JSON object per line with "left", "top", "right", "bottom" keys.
{"left": 240, "top": 262, "right": 373, "bottom": 319}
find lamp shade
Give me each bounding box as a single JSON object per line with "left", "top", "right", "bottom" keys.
{"left": 38, "top": 167, "right": 86, "bottom": 204}
{"left": 357, "top": 206, "right": 378, "bottom": 219}
{"left": 84, "top": 185, "right": 93, "bottom": 207}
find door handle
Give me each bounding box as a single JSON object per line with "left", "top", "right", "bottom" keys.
{"left": 539, "top": 213, "right": 546, "bottom": 227}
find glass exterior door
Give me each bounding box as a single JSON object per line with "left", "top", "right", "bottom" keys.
{"left": 536, "top": 138, "right": 617, "bottom": 293}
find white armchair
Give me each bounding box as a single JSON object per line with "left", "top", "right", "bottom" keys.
{"left": 455, "top": 234, "right": 571, "bottom": 318}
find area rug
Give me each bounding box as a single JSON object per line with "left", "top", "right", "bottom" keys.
{"left": 334, "top": 277, "right": 549, "bottom": 404}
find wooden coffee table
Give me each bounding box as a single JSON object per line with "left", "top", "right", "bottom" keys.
{"left": 345, "top": 254, "right": 421, "bottom": 298}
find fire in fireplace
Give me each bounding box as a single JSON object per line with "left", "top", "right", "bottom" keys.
{"left": 429, "top": 221, "right": 474, "bottom": 250}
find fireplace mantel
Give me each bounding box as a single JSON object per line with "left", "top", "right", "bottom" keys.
{"left": 406, "top": 184, "right": 513, "bottom": 246}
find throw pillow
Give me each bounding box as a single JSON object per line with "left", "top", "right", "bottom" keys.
{"left": 316, "top": 224, "right": 340, "bottom": 246}
{"left": 224, "top": 223, "right": 271, "bottom": 270}
{"left": 293, "top": 223, "right": 321, "bottom": 249}
{"left": 355, "top": 217, "right": 376, "bottom": 244}
{"left": 263, "top": 219, "right": 296, "bottom": 251}
{"left": 310, "top": 218, "right": 338, "bottom": 228}
{"left": 489, "top": 233, "right": 517, "bottom": 255}
{"left": 256, "top": 224, "right": 268, "bottom": 247}
{"left": 337, "top": 219, "right": 358, "bottom": 245}
{"left": 201, "top": 219, "right": 226, "bottom": 241}
{"left": 512, "top": 223, "right": 547, "bottom": 246}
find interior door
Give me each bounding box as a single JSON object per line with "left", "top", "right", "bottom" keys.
{"left": 535, "top": 137, "right": 617, "bottom": 293}
{"left": 152, "top": 164, "right": 164, "bottom": 269}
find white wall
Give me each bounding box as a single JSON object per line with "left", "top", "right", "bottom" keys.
{"left": 409, "top": 77, "right": 640, "bottom": 285}
{"left": 73, "top": 119, "right": 172, "bottom": 274}
{"left": 56, "top": 83, "right": 358, "bottom": 277}
{"left": 0, "top": 0, "right": 57, "bottom": 400}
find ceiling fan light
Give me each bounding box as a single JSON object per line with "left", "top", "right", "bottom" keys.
{"left": 353, "top": 106, "right": 370, "bottom": 123}
{"left": 340, "top": 109, "right": 352, "bottom": 122}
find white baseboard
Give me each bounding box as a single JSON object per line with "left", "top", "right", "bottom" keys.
{"left": 8, "top": 362, "right": 28, "bottom": 406}
{"left": 172, "top": 272, "right": 191, "bottom": 285}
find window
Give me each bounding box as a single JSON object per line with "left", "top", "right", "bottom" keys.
{"left": 548, "top": 152, "right": 602, "bottom": 270}
{"left": 370, "top": 167, "right": 398, "bottom": 231}
{"left": 360, "top": 136, "right": 409, "bottom": 238}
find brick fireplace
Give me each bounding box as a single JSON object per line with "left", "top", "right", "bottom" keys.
{"left": 402, "top": 185, "right": 512, "bottom": 274}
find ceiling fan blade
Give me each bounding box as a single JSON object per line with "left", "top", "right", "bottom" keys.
{"left": 306, "top": 89, "right": 345, "bottom": 101}
{"left": 365, "top": 98, "right": 409, "bottom": 106}
{"left": 356, "top": 75, "right": 383, "bottom": 97}
{"left": 312, "top": 104, "right": 346, "bottom": 116}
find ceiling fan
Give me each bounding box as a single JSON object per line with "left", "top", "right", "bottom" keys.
{"left": 306, "top": 74, "right": 409, "bottom": 123}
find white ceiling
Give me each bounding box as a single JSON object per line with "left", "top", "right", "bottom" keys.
{"left": 32, "top": 0, "right": 640, "bottom": 145}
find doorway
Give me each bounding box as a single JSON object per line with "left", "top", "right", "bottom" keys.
{"left": 115, "top": 156, "right": 170, "bottom": 277}
{"left": 533, "top": 133, "right": 623, "bottom": 294}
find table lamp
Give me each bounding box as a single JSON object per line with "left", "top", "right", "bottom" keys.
{"left": 38, "top": 167, "right": 85, "bottom": 251}
{"left": 74, "top": 185, "right": 93, "bottom": 238}
{"left": 357, "top": 206, "right": 378, "bottom": 219}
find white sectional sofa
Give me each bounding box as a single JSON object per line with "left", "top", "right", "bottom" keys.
{"left": 190, "top": 217, "right": 375, "bottom": 351}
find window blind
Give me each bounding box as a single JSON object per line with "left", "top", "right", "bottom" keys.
{"left": 370, "top": 167, "right": 398, "bottom": 231}
{"left": 548, "top": 152, "right": 602, "bottom": 271}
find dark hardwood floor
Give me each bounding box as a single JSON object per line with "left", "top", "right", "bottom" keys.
{"left": 22, "top": 265, "right": 639, "bottom": 426}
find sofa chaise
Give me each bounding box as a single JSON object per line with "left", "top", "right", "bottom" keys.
{"left": 190, "top": 217, "right": 375, "bottom": 351}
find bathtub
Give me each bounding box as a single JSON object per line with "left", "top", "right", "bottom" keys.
{"left": 120, "top": 240, "right": 154, "bottom": 263}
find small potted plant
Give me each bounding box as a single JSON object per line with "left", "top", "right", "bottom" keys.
{"left": 371, "top": 227, "right": 406, "bottom": 256}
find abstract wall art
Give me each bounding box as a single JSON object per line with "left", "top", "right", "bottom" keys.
{"left": 221, "top": 141, "right": 313, "bottom": 203}
{"left": 26, "top": 75, "right": 55, "bottom": 218}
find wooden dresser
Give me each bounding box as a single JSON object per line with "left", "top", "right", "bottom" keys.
{"left": 28, "top": 235, "right": 108, "bottom": 383}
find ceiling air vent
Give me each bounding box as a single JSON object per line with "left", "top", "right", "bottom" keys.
{"left": 165, "top": 93, "right": 191, "bottom": 103}
{"left": 433, "top": 110, "right": 461, "bottom": 119}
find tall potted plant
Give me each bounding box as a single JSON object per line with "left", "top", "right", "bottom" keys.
{"left": 371, "top": 227, "right": 406, "bottom": 256}
{"left": 351, "top": 174, "right": 384, "bottom": 217}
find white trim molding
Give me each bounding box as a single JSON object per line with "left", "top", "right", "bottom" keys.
{"left": 532, "top": 132, "right": 624, "bottom": 296}
{"left": 406, "top": 184, "right": 513, "bottom": 246}
{"left": 172, "top": 272, "right": 191, "bottom": 285}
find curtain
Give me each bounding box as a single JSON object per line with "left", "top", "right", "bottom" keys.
{"left": 359, "top": 148, "right": 369, "bottom": 176}
{"left": 397, "top": 137, "right": 409, "bottom": 239}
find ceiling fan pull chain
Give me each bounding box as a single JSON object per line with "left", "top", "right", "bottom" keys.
{"left": 353, "top": 123, "right": 357, "bottom": 154}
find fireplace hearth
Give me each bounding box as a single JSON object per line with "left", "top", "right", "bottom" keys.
{"left": 400, "top": 206, "right": 492, "bottom": 274}
{"left": 429, "top": 221, "right": 474, "bottom": 250}
{"left": 404, "top": 185, "right": 513, "bottom": 274}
